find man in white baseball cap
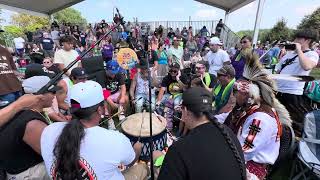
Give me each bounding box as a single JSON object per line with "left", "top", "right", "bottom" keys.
{"left": 0, "top": 75, "right": 59, "bottom": 179}
{"left": 204, "top": 37, "right": 230, "bottom": 77}
{"left": 41, "top": 80, "right": 148, "bottom": 179}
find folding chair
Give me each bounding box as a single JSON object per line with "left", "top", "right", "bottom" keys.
{"left": 290, "top": 110, "right": 320, "bottom": 180}
{"left": 267, "top": 124, "right": 295, "bottom": 178}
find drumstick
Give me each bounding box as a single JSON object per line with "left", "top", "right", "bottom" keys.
{"left": 138, "top": 110, "right": 146, "bottom": 142}
{"left": 99, "top": 109, "right": 124, "bottom": 125}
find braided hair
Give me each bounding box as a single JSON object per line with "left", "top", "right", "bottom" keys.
{"left": 185, "top": 106, "right": 247, "bottom": 180}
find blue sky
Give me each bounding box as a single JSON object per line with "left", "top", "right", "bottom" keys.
{"left": 1, "top": 0, "right": 320, "bottom": 32}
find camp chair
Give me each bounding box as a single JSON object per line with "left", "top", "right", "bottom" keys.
{"left": 267, "top": 124, "right": 295, "bottom": 178}
{"left": 290, "top": 110, "right": 320, "bottom": 180}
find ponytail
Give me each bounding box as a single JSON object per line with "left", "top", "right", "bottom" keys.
{"left": 203, "top": 110, "right": 247, "bottom": 180}
{"left": 53, "top": 102, "right": 102, "bottom": 179}
{"left": 53, "top": 119, "right": 85, "bottom": 179}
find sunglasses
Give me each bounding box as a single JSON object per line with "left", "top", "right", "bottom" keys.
{"left": 43, "top": 61, "right": 51, "bottom": 64}
{"left": 241, "top": 40, "right": 248, "bottom": 44}
{"left": 196, "top": 66, "right": 205, "bottom": 70}
{"left": 169, "top": 70, "right": 178, "bottom": 73}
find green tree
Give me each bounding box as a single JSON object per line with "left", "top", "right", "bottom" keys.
{"left": 263, "top": 18, "right": 293, "bottom": 42}
{"left": 237, "top": 29, "right": 270, "bottom": 42}
{"left": 53, "top": 8, "right": 87, "bottom": 26}
{"left": 3, "top": 25, "right": 24, "bottom": 37}
{"left": 11, "top": 13, "right": 49, "bottom": 32}
{"left": 298, "top": 7, "right": 320, "bottom": 36}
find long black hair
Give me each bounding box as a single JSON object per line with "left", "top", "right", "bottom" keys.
{"left": 53, "top": 102, "right": 103, "bottom": 180}
{"left": 184, "top": 106, "right": 247, "bottom": 180}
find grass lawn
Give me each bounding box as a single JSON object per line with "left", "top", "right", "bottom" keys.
{"left": 311, "top": 68, "right": 320, "bottom": 80}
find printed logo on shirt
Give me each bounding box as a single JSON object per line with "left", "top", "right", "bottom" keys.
{"left": 168, "top": 82, "right": 181, "bottom": 95}
{"left": 0, "top": 62, "right": 9, "bottom": 70}
{"left": 106, "top": 81, "right": 119, "bottom": 93}
{"left": 51, "top": 157, "right": 97, "bottom": 180}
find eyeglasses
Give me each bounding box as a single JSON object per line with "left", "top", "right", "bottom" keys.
{"left": 241, "top": 40, "right": 248, "bottom": 44}
{"left": 169, "top": 69, "right": 178, "bottom": 73}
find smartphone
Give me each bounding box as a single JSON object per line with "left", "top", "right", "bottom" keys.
{"left": 284, "top": 44, "right": 296, "bottom": 51}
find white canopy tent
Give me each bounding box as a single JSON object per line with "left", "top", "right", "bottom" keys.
{"left": 0, "top": 0, "right": 265, "bottom": 45}
{"left": 0, "top": 0, "right": 84, "bottom": 17}
{"left": 195, "top": 0, "right": 265, "bottom": 46}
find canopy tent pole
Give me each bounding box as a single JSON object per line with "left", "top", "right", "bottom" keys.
{"left": 224, "top": 10, "right": 230, "bottom": 26}
{"left": 252, "top": 0, "right": 265, "bottom": 47}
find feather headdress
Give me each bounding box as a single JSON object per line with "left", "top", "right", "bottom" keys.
{"left": 241, "top": 49, "right": 292, "bottom": 127}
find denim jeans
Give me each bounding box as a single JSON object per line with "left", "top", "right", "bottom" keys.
{"left": 0, "top": 91, "right": 21, "bottom": 105}
{"left": 135, "top": 93, "right": 156, "bottom": 113}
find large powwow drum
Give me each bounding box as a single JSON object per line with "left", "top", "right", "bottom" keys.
{"left": 121, "top": 112, "right": 167, "bottom": 161}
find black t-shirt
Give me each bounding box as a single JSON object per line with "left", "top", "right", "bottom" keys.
{"left": 161, "top": 74, "right": 188, "bottom": 95}
{"left": 41, "top": 38, "right": 54, "bottom": 50}
{"left": 0, "top": 110, "right": 49, "bottom": 174}
{"left": 105, "top": 73, "right": 125, "bottom": 94}
{"left": 25, "top": 31, "right": 33, "bottom": 42}
{"left": 80, "top": 33, "right": 87, "bottom": 46}
{"left": 181, "top": 30, "right": 188, "bottom": 39}
{"left": 96, "top": 31, "right": 104, "bottom": 40}
{"left": 158, "top": 123, "right": 245, "bottom": 180}
{"left": 167, "top": 32, "right": 175, "bottom": 39}
{"left": 72, "top": 30, "right": 80, "bottom": 40}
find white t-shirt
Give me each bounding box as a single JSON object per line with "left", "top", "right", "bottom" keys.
{"left": 51, "top": 30, "right": 60, "bottom": 40}
{"left": 275, "top": 50, "right": 319, "bottom": 95}
{"left": 205, "top": 49, "right": 230, "bottom": 76}
{"left": 54, "top": 49, "right": 79, "bottom": 74}
{"left": 238, "top": 112, "right": 280, "bottom": 165}
{"left": 41, "top": 122, "right": 135, "bottom": 180}
{"left": 168, "top": 46, "right": 184, "bottom": 68}
{"left": 13, "top": 37, "right": 25, "bottom": 49}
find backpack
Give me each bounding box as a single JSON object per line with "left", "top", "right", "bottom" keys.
{"left": 305, "top": 81, "right": 320, "bottom": 103}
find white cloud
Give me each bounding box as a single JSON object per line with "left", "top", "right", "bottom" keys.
{"left": 295, "top": 5, "right": 318, "bottom": 16}
{"left": 194, "top": 9, "right": 216, "bottom": 19}
{"left": 171, "top": 7, "right": 185, "bottom": 14}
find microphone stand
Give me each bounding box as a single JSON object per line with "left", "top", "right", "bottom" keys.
{"left": 144, "top": 37, "right": 155, "bottom": 180}
{"left": 36, "top": 8, "right": 125, "bottom": 94}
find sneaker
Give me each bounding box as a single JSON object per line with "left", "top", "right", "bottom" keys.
{"left": 108, "top": 119, "right": 116, "bottom": 130}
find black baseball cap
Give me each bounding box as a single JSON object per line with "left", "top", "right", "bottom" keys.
{"left": 25, "top": 63, "right": 55, "bottom": 79}
{"left": 71, "top": 67, "right": 88, "bottom": 79}
{"left": 182, "top": 87, "right": 213, "bottom": 112}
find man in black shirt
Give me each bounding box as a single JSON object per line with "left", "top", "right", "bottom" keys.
{"left": 157, "top": 87, "right": 246, "bottom": 180}
{"left": 40, "top": 33, "right": 55, "bottom": 57}
{"left": 156, "top": 63, "right": 188, "bottom": 131}
{"left": 104, "top": 60, "right": 128, "bottom": 128}
{"left": 167, "top": 28, "right": 175, "bottom": 40}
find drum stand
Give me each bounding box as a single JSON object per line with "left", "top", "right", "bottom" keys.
{"left": 143, "top": 38, "right": 155, "bottom": 180}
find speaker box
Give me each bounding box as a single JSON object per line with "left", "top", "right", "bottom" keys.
{"left": 81, "top": 56, "right": 106, "bottom": 88}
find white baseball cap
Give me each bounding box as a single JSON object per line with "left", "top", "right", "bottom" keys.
{"left": 22, "top": 76, "right": 61, "bottom": 94}
{"left": 210, "top": 37, "right": 222, "bottom": 45}
{"left": 70, "top": 80, "right": 104, "bottom": 108}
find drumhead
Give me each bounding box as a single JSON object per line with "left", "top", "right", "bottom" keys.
{"left": 121, "top": 112, "right": 167, "bottom": 137}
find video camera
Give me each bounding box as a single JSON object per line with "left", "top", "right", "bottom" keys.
{"left": 279, "top": 42, "right": 296, "bottom": 51}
